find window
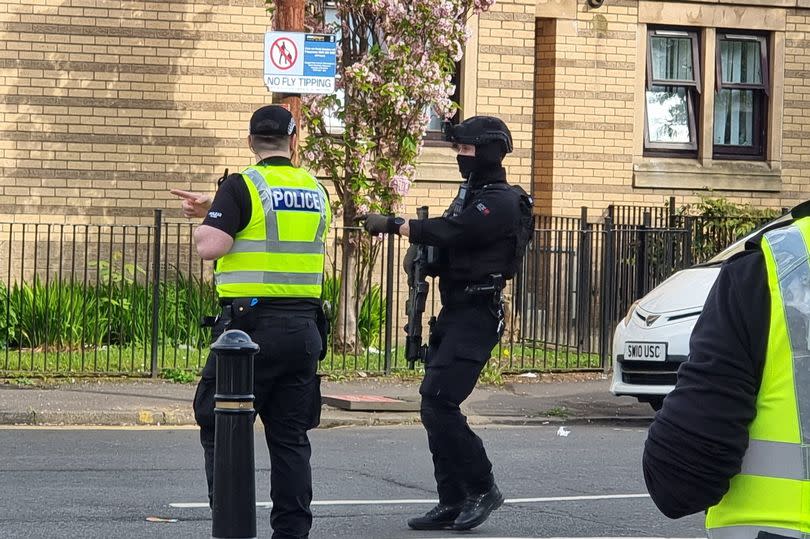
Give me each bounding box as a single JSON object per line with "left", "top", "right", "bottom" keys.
{"left": 634, "top": 14, "right": 782, "bottom": 190}
{"left": 713, "top": 33, "right": 768, "bottom": 159}
{"left": 424, "top": 66, "right": 461, "bottom": 141}
{"left": 644, "top": 29, "right": 701, "bottom": 154}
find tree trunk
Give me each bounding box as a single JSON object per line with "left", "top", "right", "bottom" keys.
{"left": 333, "top": 204, "right": 360, "bottom": 354}
{"left": 502, "top": 291, "right": 519, "bottom": 343}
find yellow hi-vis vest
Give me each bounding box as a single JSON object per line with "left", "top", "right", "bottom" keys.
{"left": 214, "top": 165, "right": 331, "bottom": 299}
{"left": 706, "top": 217, "right": 810, "bottom": 539}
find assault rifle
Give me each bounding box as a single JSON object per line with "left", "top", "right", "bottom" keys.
{"left": 404, "top": 206, "right": 435, "bottom": 368}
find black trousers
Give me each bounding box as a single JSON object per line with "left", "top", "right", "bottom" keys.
{"left": 193, "top": 306, "right": 322, "bottom": 539}
{"left": 419, "top": 302, "right": 501, "bottom": 505}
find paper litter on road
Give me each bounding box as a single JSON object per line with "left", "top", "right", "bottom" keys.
{"left": 146, "top": 516, "right": 178, "bottom": 523}
{"left": 517, "top": 372, "right": 538, "bottom": 378}
{"left": 556, "top": 426, "right": 571, "bottom": 437}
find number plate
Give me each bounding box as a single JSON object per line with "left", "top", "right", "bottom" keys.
{"left": 624, "top": 342, "right": 667, "bottom": 361}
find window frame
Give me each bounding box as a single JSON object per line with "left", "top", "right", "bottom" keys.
{"left": 712, "top": 32, "right": 769, "bottom": 160}
{"left": 715, "top": 33, "right": 769, "bottom": 94}
{"left": 646, "top": 29, "right": 702, "bottom": 91}
{"left": 643, "top": 28, "right": 702, "bottom": 155}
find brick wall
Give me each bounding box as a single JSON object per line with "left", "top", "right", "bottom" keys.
{"left": 0, "top": 0, "right": 279, "bottom": 225}
{"left": 0, "top": 0, "right": 539, "bottom": 227}
{"left": 534, "top": 1, "right": 640, "bottom": 217}
{"left": 533, "top": 18, "right": 556, "bottom": 215}
{"left": 477, "top": 0, "right": 537, "bottom": 194}
{"left": 783, "top": 10, "right": 810, "bottom": 210}
{"left": 534, "top": 0, "right": 810, "bottom": 218}
{"left": 4, "top": 0, "right": 803, "bottom": 226}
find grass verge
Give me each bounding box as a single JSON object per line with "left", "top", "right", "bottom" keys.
{"left": 1, "top": 341, "right": 603, "bottom": 381}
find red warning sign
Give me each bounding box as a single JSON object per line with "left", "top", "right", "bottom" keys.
{"left": 270, "top": 37, "right": 298, "bottom": 71}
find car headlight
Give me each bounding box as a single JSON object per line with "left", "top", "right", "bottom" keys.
{"left": 623, "top": 300, "right": 640, "bottom": 326}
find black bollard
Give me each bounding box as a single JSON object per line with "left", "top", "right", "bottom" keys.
{"left": 211, "top": 329, "right": 259, "bottom": 539}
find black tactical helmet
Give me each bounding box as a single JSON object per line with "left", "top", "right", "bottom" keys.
{"left": 443, "top": 115, "right": 513, "bottom": 154}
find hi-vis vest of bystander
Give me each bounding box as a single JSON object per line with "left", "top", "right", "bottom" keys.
{"left": 214, "top": 165, "right": 331, "bottom": 299}
{"left": 705, "top": 217, "right": 810, "bottom": 539}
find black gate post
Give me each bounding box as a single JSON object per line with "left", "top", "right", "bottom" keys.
{"left": 599, "top": 215, "right": 616, "bottom": 372}
{"left": 149, "top": 209, "right": 162, "bottom": 379}
{"left": 383, "top": 232, "right": 396, "bottom": 374}
{"left": 684, "top": 216, "right": 694, "bottom": 268}
{"left": 576, "top": 207, "right": 590, "bottom": 350}
{"left": 211, "top": 329, "right": 259, "bottom": 539}
{"left": 636, "top": 211, "right": 651, "bottom": 299}
{"left": 667, "top": 196, "right": 676, "bottom": 228}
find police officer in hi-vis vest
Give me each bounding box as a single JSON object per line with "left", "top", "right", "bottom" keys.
{"left": 171, "top": 105, "right": 331, "bottom": 539}
{"left": 643, "top": 202, "right": 810, "bottom": 538}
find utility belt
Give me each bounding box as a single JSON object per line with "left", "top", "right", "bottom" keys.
{"left": 464, "top": 274, "right": 505, "bottom": 298}
{"left": 202, "top": 298, "right": 319, "bottom": 327}
{"left": 444, "top": 274, "right": 506, "bottom": 337}
{"left": 201, "top": 297, "right": 329, "bottom": 361}
{"left": 217, "top": 297, "right": 321, "bottom": 310}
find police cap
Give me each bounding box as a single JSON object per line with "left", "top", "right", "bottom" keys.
{"left": 249, "top": 105, "right": 297, "bottom": 137}
{"left": 443, "top": 115, "right": 513, "bottom": 154}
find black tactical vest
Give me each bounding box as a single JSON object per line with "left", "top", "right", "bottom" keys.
{"left": 440, "top": 181, "right": 532, "bottom": 285}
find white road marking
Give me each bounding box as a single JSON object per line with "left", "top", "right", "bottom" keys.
{"left": 170, "top": 493, "right": 650, "bottom": 509}
{"left": 0, "top": 425, "right": 198, "bottom": 431}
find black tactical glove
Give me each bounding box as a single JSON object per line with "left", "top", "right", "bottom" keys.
{"left": 360, "top": 213, "right": 402, "bottom": 235}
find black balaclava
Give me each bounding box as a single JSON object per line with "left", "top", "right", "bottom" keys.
{"left": 456, "top": 141, "right": 506, "bottom": 182}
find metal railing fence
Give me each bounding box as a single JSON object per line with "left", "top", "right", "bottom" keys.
{"left": 0, "top": 211, "right": 215, "bottom": 376}
{"left": 0, "top": 205, "right": 779, "bottom": 376}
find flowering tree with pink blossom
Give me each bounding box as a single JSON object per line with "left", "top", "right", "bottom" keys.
{"left": 300, "top": 0, "right": 495, "bottom": 219}
{"left": 267, "top": 0, "right": 496, "bottom": 351}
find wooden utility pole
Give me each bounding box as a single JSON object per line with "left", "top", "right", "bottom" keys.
{"left": 274, "top": 0, "right": 306, "bottom": 163}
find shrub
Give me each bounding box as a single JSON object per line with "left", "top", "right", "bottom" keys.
{"left": 678, "top": 197, "right": 782, "bottom": 261}
{"left": 0, "top": 272, "right": 217, "bottom": 350}
{"left": 357, "top": 284, "right": 385, "bottom": 349}
{"left": 320, "top": 274, "right": 388, "bottom": 350}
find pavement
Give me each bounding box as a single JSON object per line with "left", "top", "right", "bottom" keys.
{"left": 0, "top": 372, "right": 654, "bottom": 427}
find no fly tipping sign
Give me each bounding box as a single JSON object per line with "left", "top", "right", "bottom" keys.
{"left": 264, "top": 31, "right": 337, "bottom": 95}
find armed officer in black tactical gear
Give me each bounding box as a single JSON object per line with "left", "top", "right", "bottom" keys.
{"left": 362, "top": 115, "right": 533, "bottom": 532}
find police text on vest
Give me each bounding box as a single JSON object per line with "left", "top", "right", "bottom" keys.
{"left": 270, "top": 188, "right": 323, "bottom": 213}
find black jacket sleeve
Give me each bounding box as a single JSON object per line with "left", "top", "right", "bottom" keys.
{"left": 642, "top": 249, "right": 769, "bottom": 518}
{"left": 408, "top": 188, "right": 516, "bottom": 248}
{"left": 201, "top": 173, "right": 251, "bottom": 237}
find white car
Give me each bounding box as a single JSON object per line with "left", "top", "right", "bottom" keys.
{"left": 609, "top": 213, "right": 792, "bottom": 410}
{"left": 610, "top": 265, "right": 720, "bottom": 410}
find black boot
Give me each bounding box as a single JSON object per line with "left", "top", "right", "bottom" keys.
{"left": 453, "top": 484, "right": 504, "bottom": 531}
{"left": 406, "top": 503, "right": 464, "bottom": 530}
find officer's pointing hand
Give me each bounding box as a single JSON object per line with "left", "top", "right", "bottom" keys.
{"left": 358, "top": 213, "right": 400, "bottom": 235}
{"left": 170, "top": 189, "right": 213, "bottom": 219}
